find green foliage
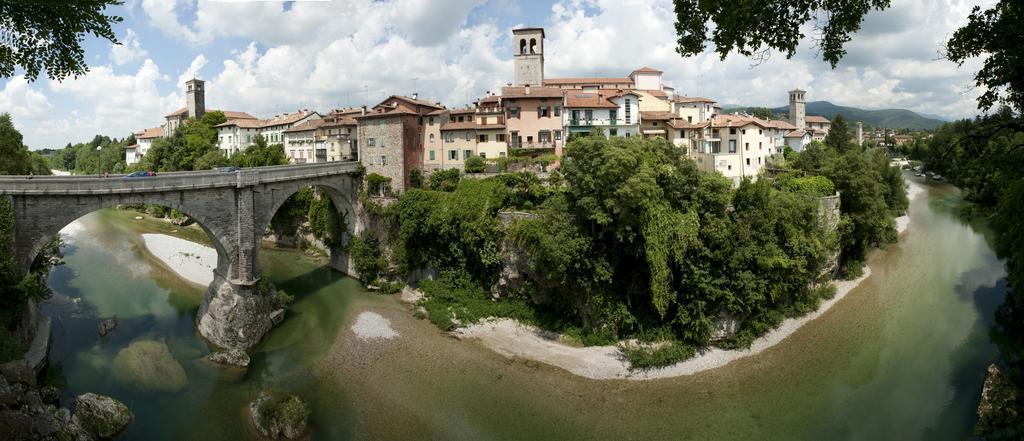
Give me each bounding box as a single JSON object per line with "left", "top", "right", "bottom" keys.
{"left": 0, "top": 113, "right": 52, "bottom": 175}
{"left": 418, "top": 272, "right": 535, "bottom": 331}
{"left": 672, "top": 0, "right": 891, "bottom": 68}
{"left": 307, "top": 192, "right": 347, "bottom": 248}
{"left": 427, "top": 168, "right": 460, "bottom": 192}
{"left": 351, "top": 231, "right": 386, "bottom": 284}
{"left": 945, "top": 0, "right": 1024, "bottom": 113}
{"left": 275, "top": 290, "right": 295, "bottom": 307}
{"left": 618, "top": 341, "right": 696, "bottom": 370}
{"left": 464, "top": 155, "right": 486, "bottom": 173}
{"left": 0, "top": 327, "right": 25, "bottom": 363}
{"left": 270, "top": 187, "right": 313, "bottom": 237}
{"left": 366, "top": 173, "right": 393, "bottom": 197}
{"left": 780, "top": 174, "right": 836, "bottom": 197}
{"left": 751, "top": 107, "right": 773, "bottom": 120}
{"left": 409, "top": 168, "right": 424, "bottom": 189}
{"left": 0, "top": 1, "right": 123, "bottom": 81}
{"left": 229, "top": 134, "right": 288, "bottom": 168}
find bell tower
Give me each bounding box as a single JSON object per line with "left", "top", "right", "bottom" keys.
{"left": 186, "top": 78, "right": 206, "bottom": 119}
{"left": 788, "top": 88, "right": 806, "bottom": 129}
{"left": 513, "top": 28, "right": 544, "bottom": 87}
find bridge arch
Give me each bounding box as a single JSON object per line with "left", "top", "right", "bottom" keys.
{"left": 253, "top": 175, "right": 361, "bottom": 276}
{"left": 13, "top": 195, "right": 234, "bottom": 280}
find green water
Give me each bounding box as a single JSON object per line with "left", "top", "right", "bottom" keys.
{"left": 43, "top": 179, "right": 1007, "bottom": 440}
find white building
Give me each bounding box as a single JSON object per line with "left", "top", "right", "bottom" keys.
{"left": 215, "top": 110, "right": 321, "bottom": 157}
{"left": 690, "top": 114, "right": 780, "bottom": 186}
{"left": 125, "top": 126, "right": 164, "bottom": 166}
{"left": 563, "top": 90, "right": 640, "bottom": 138}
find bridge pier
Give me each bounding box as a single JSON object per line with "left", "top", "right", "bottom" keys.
{"left": 196, "top": 273, "right": 279, "bottom": 351}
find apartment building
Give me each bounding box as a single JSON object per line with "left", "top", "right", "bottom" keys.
{"left": 215, "top": 110, "right": 321, "bottom": 157}
{"left": 125, "top": 126, "right": 164, "bottom": 166}
{"left": 563, "top": 90, "right": 640, "bottom": 138}
{"left": 356, "top": 94, "right": 444, "bottom": 193}
{"left": 690, "top": 114, "right": 780, "bottom": 186}
{"left": 502, "top": 85, "right": 565, "bottom": 155}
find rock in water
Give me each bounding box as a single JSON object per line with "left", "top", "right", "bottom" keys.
{"left": 111, "top": 340, "right": 188, "bottom": 393}
{"left": 97, "top": 317, "right": 118, "bottom": 337}
{"left": 249, "top": 392, "right": 311, "bottom": 440}
{"left": 205, "top": 349, "right": 251, "bottom": 367}
{"left": 73, "top": 393, "right": 133, "bottom": 439}
{"left": 975, "top": 363, "right": 1021, "bottom": 437}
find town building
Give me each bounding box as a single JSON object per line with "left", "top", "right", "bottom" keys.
{"left": 502, "top": 85, "right": 565, "bottom": 155}
{"left": 563, "top": 90, "right": 640, "bottom": 138}
{"left": 690, "top": 114, "right": 781, "bottom": 186}
{"left": 125, "top": 126, "right": 164, "bottom": 166}
{"left": 163, "top": 79, "right": 256, "bottom": 136}
{"left": 513, "top": 28, "right": 545, "bottom": 87}
{"left": 784, "top": 89, "right": 832, "bottom": 149}
{"left": 355, "top": 94, "right": 444, "bottom": 193}
{"left": 215, "top": 110, "right": 321, "bottom": 158}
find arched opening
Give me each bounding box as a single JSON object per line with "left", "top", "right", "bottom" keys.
{"left": 258, "top": 183, "right": 357, "bottom": 277}
{"left": 519, "top": 38, "right": 527, "bottom": 55}
{"left": 529, "top": 38, "right": 537, "bottom": 54}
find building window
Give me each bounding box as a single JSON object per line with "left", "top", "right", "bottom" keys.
{"left": 759, "top": 129, "right": 763, "bottom": 135}
{"left": 429, "top": 150, "right": 435, "bottom": 161}
{"left": 430, "top": 133, "right": 435, "bottom": 143}
{"left": 554, "top": 106, "right": 561, "bottom": 117}
{"left": 610, "top": 128, "right": 618, "bottom": 137}
{"left": 745, "top": 143, "right": 749, "bottom": 150}
{"left": 625, "top": 98, "right": 632, "bottom": 124}
{"left": 688, "top": 116, "right": 693, "bottom": 123}
{"left": 730, "top": 128, "right": 736, "bottom": 135}
{"left": 463, "top": 149, "right": 471, "bottom": 160}
{"left": 499, "top": 152, "right": 506, "bottom": 157}
{"left": 479, "top": 152, "right": 486, "bottom": 158}
{"left": 465, "top": 131, "right": 472, "bottom": 141}
{"left": 610, "top": 109, "right": 617, "bottom": 121}
{"left": 554, "top": 130, "right": 562, "bottom": 141}
{"left": 497, "top": 133, "right": 506, "bottom": 142}
{"left": 584, "top": 110, "right": 593, "bottom": 121}
{"left": 449, "top": 150, "right": 457, "bottom": 160}
{"left": 758, "top": 157, "right": 762, "bottom": 164}
{"left": 381, "top": 155, "right": 387, "bottom": 166}
{"left": 539, "top": 106, "right": 550, "bottom": 117}
{"left": 742, "top": 129, "right": 746, "bottom": 134}
{"left": 729, "top": 140, "right": 736, "bottom": 153}
{"left": 509, "top": 107, "right": 520, "bottom": 118}
{"left": 429, "top": 117, "right": 434, "bottom": 125}
{"left": 746, "top": 158, "right": 750, "bottom": 166}
{"left": 478, "top": 134, "right": 488, "bottom": 142}
{"left": 759, "top": 142, "right": 762, "bottom": 150}
{"left": 539, "top": 131, "right": 550, "bottom": 143}
{"left": 444, "top": 132, "right": 454, "bottom": 143}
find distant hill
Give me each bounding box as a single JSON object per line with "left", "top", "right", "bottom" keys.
{"left": 724, "top": 101, "right": 946, "bottom": 130}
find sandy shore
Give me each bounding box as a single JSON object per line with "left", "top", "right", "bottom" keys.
{"left": 452, "top": 177, "right": 924, "bottom": 381}
{"left": 351, "top": 312, "right": 399, "bottom": 340}
{"left": 141, "top": 234, "right": 215, "bottom": 286}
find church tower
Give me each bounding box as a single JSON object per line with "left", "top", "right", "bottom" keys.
{"left": 186, "top": 78, "right": 206, "bottom": 119}
{"left": 788, "top": 89, "right": 806, "bottom": 129}
{"left": 513, "top": 28, "right": 544, "bottom": 87}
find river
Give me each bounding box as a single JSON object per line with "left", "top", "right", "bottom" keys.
{"left": 41, "top": 177, "right": 1006, "bottom": 440}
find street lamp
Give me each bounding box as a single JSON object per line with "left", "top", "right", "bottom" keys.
{"left": 96, "top": 146, "right": 102, "bottom": 177}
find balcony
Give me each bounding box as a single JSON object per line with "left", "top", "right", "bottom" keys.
{"left": 568, "top": 119, "right": 593, "bottom": 127}
{"left": 510, "top": 141, "right": 557, "bottom": 150}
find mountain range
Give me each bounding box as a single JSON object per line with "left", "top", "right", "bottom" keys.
{"left": 721, "top": 101, "right": 947, "bottom": 130}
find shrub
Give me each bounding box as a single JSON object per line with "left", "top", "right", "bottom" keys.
{"left": 618, "top": 341, "right": 696, "bottom": 370}
{"left": 351, "top": 231, "right": 386, "bottom": 284}
{"left": 782, "top": 175, "right": 836, "bottom": 197}
{"left": 428, "top": 168, "right": 460, "bottom": 192}
{"left": 366, "top": 173, "right": 392, "bottom": 197}
{"left": 464, "top": 155, "right": 486, "bottom": 173}
{"left": 0, "top": 328, "right": 25, "bottom": 363}
{"left": 409, "top": 168, "right": 424, "bottom": 188}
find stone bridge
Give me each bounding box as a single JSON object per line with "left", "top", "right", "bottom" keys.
{"left": 0, "top": 162, "right": 364, "bottom": 351}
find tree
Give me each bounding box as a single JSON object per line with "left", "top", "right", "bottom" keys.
{"left": 230, "top": 134, "right": 288, "bottom": 168}
{"left": 0, "top": 113, "right": 30, "bottom": 174}
{"left": 0, "top": 1, "right": 122, "bottom": 81}
{"left": 945, "top": 0, "right": 1024, "bottom": 114}
{"left": 823, "top": 114, "right": 855, "bottom": 153}
{"left": 672, "top": 0, "right": 891, "bottom": 68}
{"left": 751, "top": 107, "right": 774, "bottom": 120}
{"left": 464, "top": 155, "right": 486, "bottom": 173}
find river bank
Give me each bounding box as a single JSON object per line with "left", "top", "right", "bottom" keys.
{"left": 140, "top": 233, "right": 215, "bottom": 286}
{"left": 451, "top": 178, "right": 928, "bottom": 380}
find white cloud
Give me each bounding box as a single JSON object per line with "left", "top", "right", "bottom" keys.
{"left": 41, "top": 60, "right": 179, "bottom": 146}
{"left": 0, "top": 76, "right": 53, "bottom": 122}
{"left": 176, "top": 54, "right": 208, "bottom": 89}
{"left": 110, "top": 28, "right": 149, "bottom": 66}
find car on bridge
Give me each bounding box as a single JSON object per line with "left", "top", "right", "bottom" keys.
{"left": 218, "top": 167, "right": 240, "bottom": 173}
{"left": 123, "top": 171, "right": 157, "bottom": 179}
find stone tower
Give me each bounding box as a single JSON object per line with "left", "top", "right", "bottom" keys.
{"left": 513, "top": 28, "right": 544, "bottom": 87}
{"left": 856, "top": 121, "right": 864, "bottom": 146}
{"left": 186, "top": 78, "right": 206, "bottom": 119}
{"left": 788, "top": 89, "right": 806, "bottom": 129}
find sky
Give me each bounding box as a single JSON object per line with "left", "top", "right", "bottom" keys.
{"left": 0, "top": 0, "right": 995, "bottom": 149}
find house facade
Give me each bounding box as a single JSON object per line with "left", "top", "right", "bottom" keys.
{"left": 563, "top": 90, "right": 640, "bottom": 138}
{"left": 356, "top": 95, "right": 444, "bottom": 193}
{"left": 502, "top": 85, "right": 565, "bottom": 155}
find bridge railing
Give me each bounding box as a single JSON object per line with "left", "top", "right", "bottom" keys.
{"left": 0, "top": 161, "right": 361, "bottom": 195}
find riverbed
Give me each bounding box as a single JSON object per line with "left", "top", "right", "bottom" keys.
{"left": 41, "top": 177, "right": 1006, "bottom": 440}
